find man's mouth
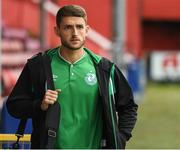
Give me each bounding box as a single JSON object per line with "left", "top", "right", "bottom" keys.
{"left": 71, "top": 38, "right": 80, "bottom": 41}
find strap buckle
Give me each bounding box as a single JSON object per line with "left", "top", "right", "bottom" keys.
{"left": 48, "top": 129, "right": 56, "bottom": 137}
{"left": 15, "top": 133, "right": 24, "bottom": 138}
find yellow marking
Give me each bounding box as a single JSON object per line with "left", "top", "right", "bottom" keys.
{"left": 0, "top": 134, "right": 30, "bottom": 142}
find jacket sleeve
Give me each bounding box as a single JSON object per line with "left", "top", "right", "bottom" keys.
{"left": 114, "top": 65, "right": 138, "bottom": 142}
{"left": 6, "top": 62, "right": 43, "bottom": 119}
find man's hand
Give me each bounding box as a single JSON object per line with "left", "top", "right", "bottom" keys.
{"left": 41, "top": 89, "right": 61, "bottom": 111}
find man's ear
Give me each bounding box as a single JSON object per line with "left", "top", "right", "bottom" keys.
{"left": 85, "top": 25, "right": 90, "bottom": 36}
{"left": 54, "top": 26, "right": 60, "bottom": 37}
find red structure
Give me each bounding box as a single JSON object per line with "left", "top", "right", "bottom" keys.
{"left": 2, "top": 0, "right": 180, "bottom": 57}
{"left": 2, "top": 0, "right": 112, "bottom": 54}
{"left": 126, "top": 0, "right": 180, "bottom": 58}
{"left": 2, "top": 0, "right": 180, "bottom": 96}
{"left": 2, "top": 0, "right": 113, "bottom": 96}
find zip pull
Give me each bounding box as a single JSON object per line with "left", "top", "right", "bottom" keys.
{"left": 109, "top": 77, "right": 115, "bottom": 105}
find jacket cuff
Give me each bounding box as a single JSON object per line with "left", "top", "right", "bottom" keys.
{"left": 119, "top": 132, "right": 127, "bottom": 148}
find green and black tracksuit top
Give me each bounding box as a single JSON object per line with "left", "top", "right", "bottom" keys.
{"left": 6, "top": 47, "right": 138, "bottom": 149}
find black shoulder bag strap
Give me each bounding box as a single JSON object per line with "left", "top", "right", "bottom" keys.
{"left": 42, "top": 54, "right": 60, "bottom": 149}
{"left": 12, "top": 52, "right": 60, "bottom": 149}
{"left": 11, "top": 52, "right": 43, "bottom": 149}
{"left": 12, "top": 119, "right": 27, "bottom": 149}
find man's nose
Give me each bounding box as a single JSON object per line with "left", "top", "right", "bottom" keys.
{"left": 72, "top": 27, "right": 78, "bottom": 35}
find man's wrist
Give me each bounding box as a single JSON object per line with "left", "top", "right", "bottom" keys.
{"left": 41, "top": 102, "right": 48, "bottom": 111}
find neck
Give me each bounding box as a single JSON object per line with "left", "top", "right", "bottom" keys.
{"left": 60, "top": 46, "right": 85, "bottom": 63}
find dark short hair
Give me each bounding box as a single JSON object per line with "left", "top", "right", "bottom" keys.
{"left": 56, "top": 5, "right": 87, "bottom": 27}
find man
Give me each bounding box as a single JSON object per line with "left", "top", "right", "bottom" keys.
{"left": 6, "top": 5, "right": 138, "bottom": 149}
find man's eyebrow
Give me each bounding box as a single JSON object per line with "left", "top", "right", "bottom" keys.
{"left": 64, "top": 23, "right": 84, "bottom": 25}
{"left": 63, "top": 24, "right": 84, "bottom": 28}
{"left": 64, "top": 24, "right": 73, "bottom": 26}
{"left": 76, "top": 24, "right": 84, "bottom": 26}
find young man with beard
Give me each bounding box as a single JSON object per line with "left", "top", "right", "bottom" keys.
{"left": 6, "top": 5, "right": 138, "bottom": 149}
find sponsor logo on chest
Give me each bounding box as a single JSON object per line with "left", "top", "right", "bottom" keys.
{"left": 84, "top": 71, "right": 97, "bottom": 85}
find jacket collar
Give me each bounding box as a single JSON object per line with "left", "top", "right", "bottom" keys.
{"left": 45, "top": 46, "right": 102, "bottom": 65}
{"left": 83, "top": 47, "right": 102, "bottom": 64}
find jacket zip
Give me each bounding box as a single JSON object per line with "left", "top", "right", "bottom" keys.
{"left": 109, "top": 66, "right": 118, "bottom": 149}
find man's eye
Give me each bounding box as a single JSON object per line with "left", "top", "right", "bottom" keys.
{"left": 64, "top": 26, "right": 71, "bottom": 29}
{"left": 77, "top": 25, "right": 84, "bottom": 29}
